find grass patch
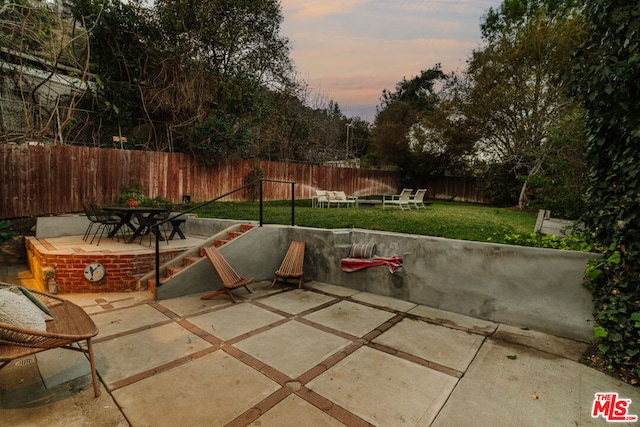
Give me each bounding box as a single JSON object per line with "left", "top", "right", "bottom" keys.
{"left": 192, "top": 200, "right": 539, "bottom": 244}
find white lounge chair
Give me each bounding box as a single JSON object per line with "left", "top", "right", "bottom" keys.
{"left": 327, "top": 191, "right": 357, "bottom": 208}
{"left": 410, "top": 189, "right": 428, "bottom": 208}
{"left": 312, "top": 190, "right": 328, "bottom": 208}
{"left": 383, "top": 188, "right": 412, "bottom": 210}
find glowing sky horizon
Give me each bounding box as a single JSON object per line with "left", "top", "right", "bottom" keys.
{"left": 279, "top": 0, "right": 503, "bottom": 122}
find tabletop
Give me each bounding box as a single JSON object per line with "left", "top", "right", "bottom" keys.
{"left": 103, "top": 206, "right": 168, "bottom": 213}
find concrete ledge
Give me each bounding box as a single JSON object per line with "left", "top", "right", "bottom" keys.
{"left": 36, "top": 215, "right": 91, "bottom": 238}
{"left": 178, "top": 225, "right": 598, "bottom": 342}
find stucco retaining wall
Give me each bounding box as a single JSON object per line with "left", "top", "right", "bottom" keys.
{"left": 294, "top": 227, "right": 596, "bottom": 341}
{"left": 166, "top": 224, "right": 597, "bottom": 341}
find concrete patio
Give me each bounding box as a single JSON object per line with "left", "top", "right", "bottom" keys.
{"left": 2, "top": 264, "right": 639, "bottom": 426}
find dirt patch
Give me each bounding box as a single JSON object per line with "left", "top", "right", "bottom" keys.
{"left": 582, "top": 344, "right": 639, "bottom": 386}
{"left": 5, "top": 217, "right": 37, "bottom": 236}
{"left": 0, "top": 218, "right": 35, "bottom": 264}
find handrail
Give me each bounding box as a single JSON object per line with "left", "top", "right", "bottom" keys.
{"left": 151, "top": 179, "right": 296, "bottom": 287}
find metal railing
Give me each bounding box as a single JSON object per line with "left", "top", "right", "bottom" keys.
{"left": 151, "top": 179, "right": 296, "bottom": 286}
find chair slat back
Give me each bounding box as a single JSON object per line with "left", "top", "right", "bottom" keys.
{"left": 277, "top": 241, "right": 305, "bottom": 276}
{"left": 414, "top": 189, "right": 426, "bottom": 201}
{"left": 399, "top": 188, "right": 413, "bottom": 202}
{"left": 204, "top": 246, "right": 244, "bottom": 286}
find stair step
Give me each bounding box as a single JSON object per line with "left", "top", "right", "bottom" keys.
{"left": 149, "top": 224, "right": 256, "bottom": 289}
{"left": 166, "top": 265, "right": 186, "bottom": 277}
{"left": 183, "top": 256, "right": 201, "bottom": 266}
{"left": 228, "top": 231, "right": 244, "bottom": 239}
{"left": 147, "top": 277, "right": 169, "bottom": 290}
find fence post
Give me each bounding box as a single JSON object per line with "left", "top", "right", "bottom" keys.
{"left": 291, "top": 182, "right": 295, "bottom": 226}
{"left": 259, "top": 179, "right": 264, "bottom": 227}
{"left": 154, "top": 225, "right": 160, "bottom": 289}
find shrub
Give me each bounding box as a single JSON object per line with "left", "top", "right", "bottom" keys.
{"left": 491, "top": 229, "right": 593, "bottom": 252}
{"left": 477, "top": 162, "right": 522, "bottom": 207}
{"left": 0, "top": 221, "right": 17, "bottom": 245}
{"left": 119, "top": 183, "right": 147, "bottom": 205}
{"left": 584, "top": 249, "right": 640, "bottom": 384}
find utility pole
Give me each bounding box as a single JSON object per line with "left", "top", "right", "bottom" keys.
{"left": 346, "top": 123, "right": 353, "bottom": 160}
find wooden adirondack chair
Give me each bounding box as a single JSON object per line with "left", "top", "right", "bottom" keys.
{"left": 200, "top": 246, "right": 253, "bottom": 303}
{"left": 271, "top": 241, "right": 306, "bottom": 289}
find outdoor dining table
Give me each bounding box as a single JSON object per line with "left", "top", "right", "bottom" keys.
{"left": 103, "top": 206, "right": 169, "bottom": 244}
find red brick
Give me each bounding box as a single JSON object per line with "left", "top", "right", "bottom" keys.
{"left": 226, "top": 408, "right": 261, "bottom": 427}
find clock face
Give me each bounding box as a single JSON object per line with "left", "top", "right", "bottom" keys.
{"left": 84, "top": 262, "right": 105, "bottom": 282}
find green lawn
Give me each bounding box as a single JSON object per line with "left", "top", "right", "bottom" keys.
{"left": 192, "top": 200, "right": 539, "bottom": 244}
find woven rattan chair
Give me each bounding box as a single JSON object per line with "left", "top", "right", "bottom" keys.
{"left": 271, "top": 241, "right": 306, "bottom": 289}
{"left": 200, "top": 246, "right": 253, "bottom": 303}
{"left": 0, "top": 283, "right": 101, "bottom": 397}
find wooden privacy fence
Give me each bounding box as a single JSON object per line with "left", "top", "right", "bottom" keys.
{"left": 0, "top": 145, "right": 401, "bottom": 219}
{"left": 423, "top": 176, "right": 490, "bottom": 205}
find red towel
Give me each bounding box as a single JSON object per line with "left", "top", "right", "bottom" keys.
{"left": 340, "top": 256, "right": 403, "bottom": 274}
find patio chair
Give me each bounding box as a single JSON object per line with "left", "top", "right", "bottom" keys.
{"left": 327, "top": 191, "right": 358, "bottom": 208}
{"left": 89, "top": 203, "right": 122, "bottom": 245}
{"left": 134, "top": 208, "right": 170, "bottom": 246}
{"left": 271, "top": 241, "right": 306, "bottom": 289}
{"left": 0, "top": 283, "right": 101, "bottom": 397}
{"left": 312, "top": 190, "right": 328, "bottom": 208}
{"left": 81, "top": 202, "right": 100, "bottom": 242}
{"left": 383, "top": 188, "right": 412, "bottom": 210}
{"left": 409, "top": 189, "right": 428, "bottom": 209}
{"left": 200, "top": 246, "right": 253, "bottom": 303}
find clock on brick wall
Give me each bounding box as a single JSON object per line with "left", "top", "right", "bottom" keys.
{"left": 83, "top": 262, "right": 105, "bottom": 282}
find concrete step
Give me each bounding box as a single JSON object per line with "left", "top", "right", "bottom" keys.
{"left": 214, "top": 239, "right": 229, "bottom": 247}
{"left": 147, "top": 276, "right": 169, "bottom": 290}
{"left": 183, "top": 256, "right": 201, "bottom": 266}
{"left": 228, "top": 231, "right": 244, "bottom": 239}
{"left": 155, "top": 224, "right": 255, "bottom": 290}
{"left": 166, "top": 265, "right": 186, "bottom": 276}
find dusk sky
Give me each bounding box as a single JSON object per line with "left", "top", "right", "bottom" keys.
{"left": 279, "top": 0, "right": 503, "bottom": 121}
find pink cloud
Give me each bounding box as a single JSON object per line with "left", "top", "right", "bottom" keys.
{"left": 280, "top": 0, "right": 502, "bottom": 120}
{"left": 284, "top": 0, "right": 369, "bottom": 19}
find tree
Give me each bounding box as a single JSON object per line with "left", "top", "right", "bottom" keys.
{"left": 461, "top": 0, "right": 586, "bottom": 208}
{"left": 4, "top": 0, "right": 361, "bottom": 163}
{"left": 71, "top": 0, "right": 159, "bottom": 145}
{"left": 371, "top": 65, "right": 447, "bottom": 181}
{"left": 409, "top": 76, "right": 481, "bottom": 178}
{"left": 153, "top": 0, "right": 295, "bottom": 157}
{"left": 0, "top": 0, "right": 94, "bottom": 144}
{"left": 71, "top": 0, "right": 298, "bottom": 156}
{"left": 568, "top": 0, "right": 640, "bottom": 383}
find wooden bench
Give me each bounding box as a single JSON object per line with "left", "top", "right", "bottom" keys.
{"left": 271, "top": 241, "right": 306, "bottom": 289}
{"left": 201, "top": 246, "right": 253, "bottom": 303}
{"left": 168, "top": 217, "right": 187, "bottom": 240}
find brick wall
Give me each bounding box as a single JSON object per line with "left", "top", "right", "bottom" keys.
{"left": 26, "top": 239, "right": 181, "bottom": 293}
